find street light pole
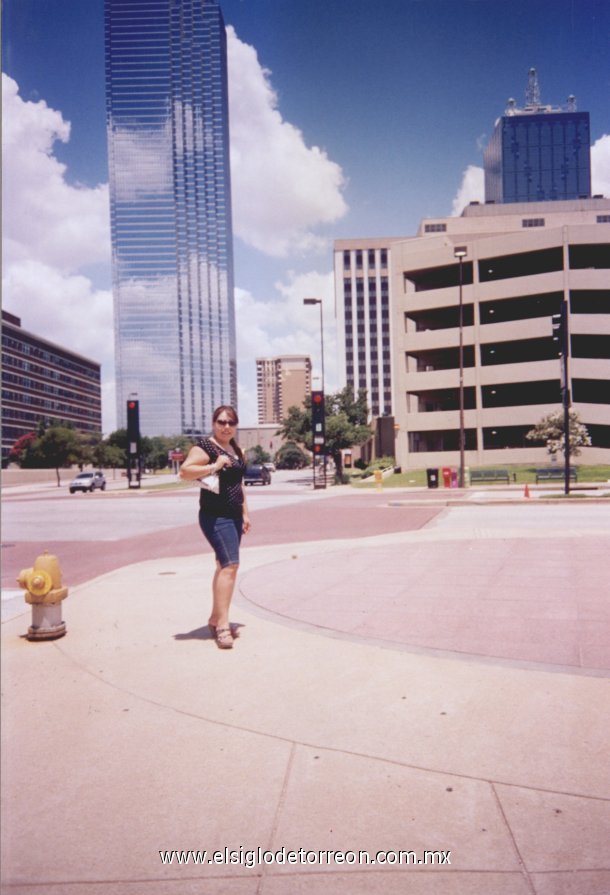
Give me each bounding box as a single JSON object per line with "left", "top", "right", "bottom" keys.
{"left": 304, "top": 297, "right": 326, "bottom": 486}
{"left": 454, "top": 247, "right": 468, "bottom": 488}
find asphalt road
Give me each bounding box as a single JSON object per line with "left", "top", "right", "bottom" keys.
{"left": 1, "top": 470, "right": 443, "bottom": 609}
{"left": 4, "top": 472, "right": 609, "bottom": 666}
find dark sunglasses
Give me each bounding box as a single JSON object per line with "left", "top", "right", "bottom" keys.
{"left": 216, "top": 418, "right": 236, "bottom": 427}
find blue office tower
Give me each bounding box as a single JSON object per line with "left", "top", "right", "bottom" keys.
{"left": 105, "top": 0, "right": 237, "bottom": 436}
{"left": 485, "top": 69, "right": 591, "bottom": 205}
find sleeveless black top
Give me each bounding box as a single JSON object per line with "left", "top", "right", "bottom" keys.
{"left": 197, "top": 437, "right": 246, "bottom": 518}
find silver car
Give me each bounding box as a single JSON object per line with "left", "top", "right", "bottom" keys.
{"left": 69, "top": 470, "right": 107, "bottom": 494}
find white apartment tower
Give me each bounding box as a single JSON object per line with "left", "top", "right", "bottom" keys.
{"left": 334, "top": 241, "right": 393, "bottom": 417}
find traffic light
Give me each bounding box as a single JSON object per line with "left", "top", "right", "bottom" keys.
{"left": 551, "top": 302, "right": 568, "bottom": 356}
{"left": 311, "top": 390, "right": 325, "bottom": 455}
{"left": 126, "top": 399, "right": 141, "bottom": 488}
{"left": 126, "top": 399, "right": 140, "bottom": 449}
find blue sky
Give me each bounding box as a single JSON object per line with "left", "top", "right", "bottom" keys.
{"left": 3, "top": 0, "right": 609, "bottom": 431}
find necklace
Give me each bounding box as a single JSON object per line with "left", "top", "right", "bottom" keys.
{"left": 210, "top": 436, "right": 236, "bottom": 458}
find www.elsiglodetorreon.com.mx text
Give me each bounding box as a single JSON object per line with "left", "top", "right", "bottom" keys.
{"left": 159, "top": 847, "right": 452, "bottom": 868}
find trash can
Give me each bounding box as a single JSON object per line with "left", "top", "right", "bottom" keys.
{"left": 426, "top": 468, "right": 439, "bottom": 489}
{"left": 442, "top": 466, "right": 452, "bottom": 488}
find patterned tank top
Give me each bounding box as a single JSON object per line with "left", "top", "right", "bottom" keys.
{"left": 197, "top": 437, "right": 245, "bottom": 518}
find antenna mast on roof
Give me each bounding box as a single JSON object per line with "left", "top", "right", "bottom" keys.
{"left": 525, "top": 67, "right": 541, "bottom": 108}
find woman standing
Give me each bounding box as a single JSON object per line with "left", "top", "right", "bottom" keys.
{"left": 179, "top": 406, "right": 251, "bottom": 649}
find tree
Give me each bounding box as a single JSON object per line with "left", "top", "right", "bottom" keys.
{"left": 247, "top": 444, "right": 271, "bottom": 464}
{"left": 101, "top": 430, "right": 196, "bottom": 472}
{"left": 8, "top": 431, "right": 38, "bottom": 465}
{"left": 275, "top": 442, "right": 309, "bottom": 469}
{"left": 277, "top": 386, "right": 371, "bottom": 480}
{"left": 526, "top": 409, "right": 592, "bottom": 457}
{"left": 145, "top": 434, "right": 194, "bottom": 470}
{"left": 78, "top": 430, "right": 103, "bottom": 469}
{"left": 22, "top": 425, "right": 84, "bottom": 486}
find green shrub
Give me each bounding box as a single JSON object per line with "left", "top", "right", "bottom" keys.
{"left": 362, "top": 456, "right": 395, "bottom": 476}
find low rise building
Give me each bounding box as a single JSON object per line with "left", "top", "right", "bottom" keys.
{"left": 1, "top": 311, "right": 102, "bottom": 463}
{"left": 394, "top": 199, "right": 610, "bottom": 468}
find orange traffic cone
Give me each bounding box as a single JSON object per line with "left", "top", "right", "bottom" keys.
{"left": 524, "top": 483, "right": 530, "bottom": 499}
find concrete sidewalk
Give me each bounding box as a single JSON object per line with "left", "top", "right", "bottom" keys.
{"left": 2, "top": 511, "right": 609, "bottom": 894}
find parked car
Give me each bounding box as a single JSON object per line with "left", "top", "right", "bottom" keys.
{"left": 244, "top": 464, "right": 271, "bottom": 486}
{"left": 263, "top": 462, "right": 276, "bottom": 472}
{"left": 69, "top": 470, "right": 107, "bottom": 494}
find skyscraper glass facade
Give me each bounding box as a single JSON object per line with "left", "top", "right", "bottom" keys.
{"left": 485, "top": 111, "right": 591, "bottom": 204}
{"left": 105, "top": 0, "right": 237, "bottom": 436}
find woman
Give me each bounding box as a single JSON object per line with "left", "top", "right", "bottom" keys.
{"left": 179, "top": 406, "right": 251, "bottom": 649}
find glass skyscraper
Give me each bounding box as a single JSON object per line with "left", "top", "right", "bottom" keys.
{"left": 105, "top": 0, "right": 237, "bottom": 436}
{"left": 484, "top": 71, "right": 591, "bottom": 205}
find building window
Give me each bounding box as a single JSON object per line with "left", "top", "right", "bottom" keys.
{"left": 522, "top": 218, "right": 545, "bottom": 228}
{"left": 596, "top": 215, "right": 610, "bottom": 223}
{"left": 343, "top": 250, "right": 351, "bottom": 267}
{"left": 424, "top": 223, "right": 447, "bottom": 233}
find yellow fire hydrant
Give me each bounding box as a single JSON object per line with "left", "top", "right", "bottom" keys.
{"left": 374, "top": 469, "right": 383, "bottom": 491}
{"left": 17, "top": 551, "right": 68, "bottom": 641}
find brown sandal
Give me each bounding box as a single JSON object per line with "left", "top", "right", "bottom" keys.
{"left": 214, "top": 627, "right": 234, "bottom": 649}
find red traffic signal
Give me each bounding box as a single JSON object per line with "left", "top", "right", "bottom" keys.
{"left": 126, "top": 399, "right": 140, "bottom": 444}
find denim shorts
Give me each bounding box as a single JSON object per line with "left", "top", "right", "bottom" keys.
{"left": 198, "top": 511, "right": 243, "bottom": 568}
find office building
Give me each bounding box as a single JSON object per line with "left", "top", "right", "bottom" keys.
{"left": 256, "top": 355, "right": 312, "bottom": 424}
{"left": 484, "top": 68, "right": 591, "bottom": 204}
{"left": 238, "top": 424, "right": 286, "bottom": 458}
{"left": 334, "top": 241, "right": 393, "bottom": 417}
{"left": 392, "top": 199, "right": 610, "bottom": 469}
{"left": 1, "top": 311, "right": 102, "bottom": 463}
{"left": 105, "top": 0, "right": 236, "bottom": 437}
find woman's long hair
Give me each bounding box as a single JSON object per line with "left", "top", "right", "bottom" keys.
{"left": 212, "top": 405, "right": 244, "bottom": 461}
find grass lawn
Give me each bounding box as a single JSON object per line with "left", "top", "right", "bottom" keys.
{"left": 351, "top": 464, "right": 610, "bottom": 489}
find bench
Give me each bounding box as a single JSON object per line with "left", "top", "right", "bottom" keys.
{"left": 535, "top": 467, "right": 578, "bottom": 483}
{"left": 470, "top": 469, "right": 510, "bottom": 484}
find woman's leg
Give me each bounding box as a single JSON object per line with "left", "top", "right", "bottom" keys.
{"left": 209, "top": 561, "right": 238, "bottom": 629}
{"left": 199, "top": 513, "right": 242, "bottom": 643}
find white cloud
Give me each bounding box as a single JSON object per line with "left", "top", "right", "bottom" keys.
{"left": 227, "top": 27, "right": 348, "bottom": 257}
{"left": 2, "top": 74, "right": 110, "bottom": 272}
{"left": 236, "top": 269, "right": 336, "bottom": 425}
{"left": 450, "top": 165, "right": 484, "bottom": 216}
{"left": 2, "top": 74, "right": 115, "bottom": 432}
{"left": 591, "top": 134, "right": 610, "bottom": 197}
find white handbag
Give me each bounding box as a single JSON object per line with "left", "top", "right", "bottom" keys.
{"left": 198, "top": 473, "right": 220, "bottom": 494}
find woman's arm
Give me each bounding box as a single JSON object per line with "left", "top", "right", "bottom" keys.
{"left": 241, "top": 485, "right": 251, "bottom": 533}
{"left": 179, "top": 445, "right": 217, "bottom": 481}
